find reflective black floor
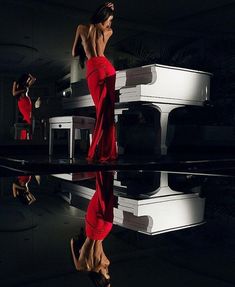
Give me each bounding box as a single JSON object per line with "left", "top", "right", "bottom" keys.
{"left": 0, "top": 168, "right": 234, "bottom": 287}
{"left": 3, "top": 152, "right": 235, "bottom": 177}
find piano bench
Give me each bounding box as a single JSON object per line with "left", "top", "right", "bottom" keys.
{"left": 49, "top": 116, "right": 95, "bottom": 158}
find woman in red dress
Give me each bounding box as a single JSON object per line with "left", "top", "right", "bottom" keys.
{"left": 12, "top": 73, "right": 36, "bottom": 139}
{"left": 72, "top": 2, "right": 117, "bottom": 162}
{"left": 70, "top": 171, "right": 114, "bottom": 287}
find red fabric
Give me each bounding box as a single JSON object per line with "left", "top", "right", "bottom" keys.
{"left": 18, "top": 175, "right": 31, "bottom": 186}
{"left": 85, "top": 171, "right": 114, "bottom": 240}
{"left": 19, "top": 130, "right": 26, "bottom": 140}
{"left": 18, "top": 96, "right": 32, "bottom": 124}
{"left": 86, "top": 56, "right": 117, "bottom": 161}
{"left": 17, "top": 96, "right": 32, "bottom": 140}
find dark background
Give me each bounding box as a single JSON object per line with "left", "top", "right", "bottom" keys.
{"left": 0, "top": 0, "right": 235, "bottom": 145}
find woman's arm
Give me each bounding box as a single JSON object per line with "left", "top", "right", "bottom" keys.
{"left": 72, "top": 25, "right": 81, "bottom": 57}
{"left": 98, "top": 23, "right": 113, "bottom": 34}
{"left": 26, "top": 74, "right": 36, "bottom": 87}
{"left": 12, "top": 183, "right": 25, "bottom": 197}
{"left": 12, "top": 81, "right": 26, "bottom": 97}
{"left": 26, "top": 191, "right": 36, "bottom": 205}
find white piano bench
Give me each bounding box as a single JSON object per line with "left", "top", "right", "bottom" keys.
{"left": 49, "top": 116, "right": 95, "bottom": 158}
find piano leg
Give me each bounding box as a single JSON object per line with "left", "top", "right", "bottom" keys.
{"left": 153, "top": 172, "right": 184, "bottom": 197}
{"left": 114, "top": 109, "right": 128, "bottom": 155}
{"left": 151, "top": 104, "right": 184, "bottom": 155}
{"left": 69, "top": 127, "right": 75, "bottom": 159}
{"left": 49, "top": 128, "right": 54, "bottom": 156}
{"left": 115, "top": 104, "right": 184, "bottom": 155}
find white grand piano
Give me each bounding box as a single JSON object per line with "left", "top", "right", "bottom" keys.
{"left": 64, "top": 63, "right": 212, "bottom": 154}
{"left": 53, "top": 171, "right": 205, "bottom": 235}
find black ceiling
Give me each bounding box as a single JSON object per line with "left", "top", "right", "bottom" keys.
{"left": 0, "top": 0, "right": 234, "bottom": 81}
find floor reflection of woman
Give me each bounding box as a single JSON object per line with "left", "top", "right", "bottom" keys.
{"left": 12, "top": 175, "right": 40, "bottom": 205}
{"left": 72, "top": 2, "right": 117, "bottom": 161}
{"left": 12, "top": 175, "right": 35, "bottom": 205}
{"left": 71, "top": 171, "right": 114, "bottom": 287}
{"left": 12, "top": 73, "right": 36, "bottom": 139}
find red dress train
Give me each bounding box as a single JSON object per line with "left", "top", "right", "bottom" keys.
{"left": 85, "top": 171, "right": 114, "bottom": 240}
{"left": 86, "top": 56, "right": 117, "bottom": 161}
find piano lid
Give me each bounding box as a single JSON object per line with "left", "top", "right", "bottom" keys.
{"left": 71, "top": 63, "right": 212, "bottom": 98}
{"left": 65, "top": 63, "right": 212, "bottom": 111}
{"left": 116, "top": 63, "right": 212, "bottom": 89}
{"left": 119, "top": 64, "right": 211, "bottom": 104}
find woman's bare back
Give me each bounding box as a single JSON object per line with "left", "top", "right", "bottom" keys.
{"left": 72, "top": 23, "right": 113, "bottom": 60}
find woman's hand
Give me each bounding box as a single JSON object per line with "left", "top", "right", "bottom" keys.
{"left": 26, "top": 74, "right": 36, "bottom": 87}
{"left": 105, "top": 2, "right": 114, "bottom": 11}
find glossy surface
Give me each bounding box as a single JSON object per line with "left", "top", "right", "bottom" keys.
{"left": 0, "top": 169, "right": 234, "bottom": 287}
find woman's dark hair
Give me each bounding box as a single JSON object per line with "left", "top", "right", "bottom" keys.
{"left": 89, "top": 272, "right": 111, "bottom": 287}
{"left": 77, "top": 3, "right": 114, "bottom": 68}
{"left": 17, "top": 73, "right": 29, "bottom": 89}
{"left": 90, "top": 3, "right": 114, "bottom": 24}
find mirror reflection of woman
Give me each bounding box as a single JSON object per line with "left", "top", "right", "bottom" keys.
{"left": 12, "top": 73, "right": 36, "bottom": 140}
{"left": 12, "top": 175, "right": 36, "bottom": 205}
{"left": 72, "top": 2, "right": 117, "bottom": 162}
{"left": 71, "top": 171, "right": 114, "bottom": 287}
{"left": 12, "top": 175, "right": 40, "bottom": 205}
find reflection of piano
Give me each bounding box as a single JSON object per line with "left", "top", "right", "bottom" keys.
{"left": 64, "top": 64, "right": 212, "bottom": 154}
{"left": 113, "top": 172, "right": 205, "bottom": 235}
{"left": 114, "top": 172, "right": 205, "bottom": 235}
{"left": 55, "top": 171, "right": 205, "bottom": 236}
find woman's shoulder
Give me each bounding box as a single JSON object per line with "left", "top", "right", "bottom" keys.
{"left": 77, "top": 24, "right": 91, "bottom": 31}
{"left": 77, "top": 24, "right": 95, "bottom": 40}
